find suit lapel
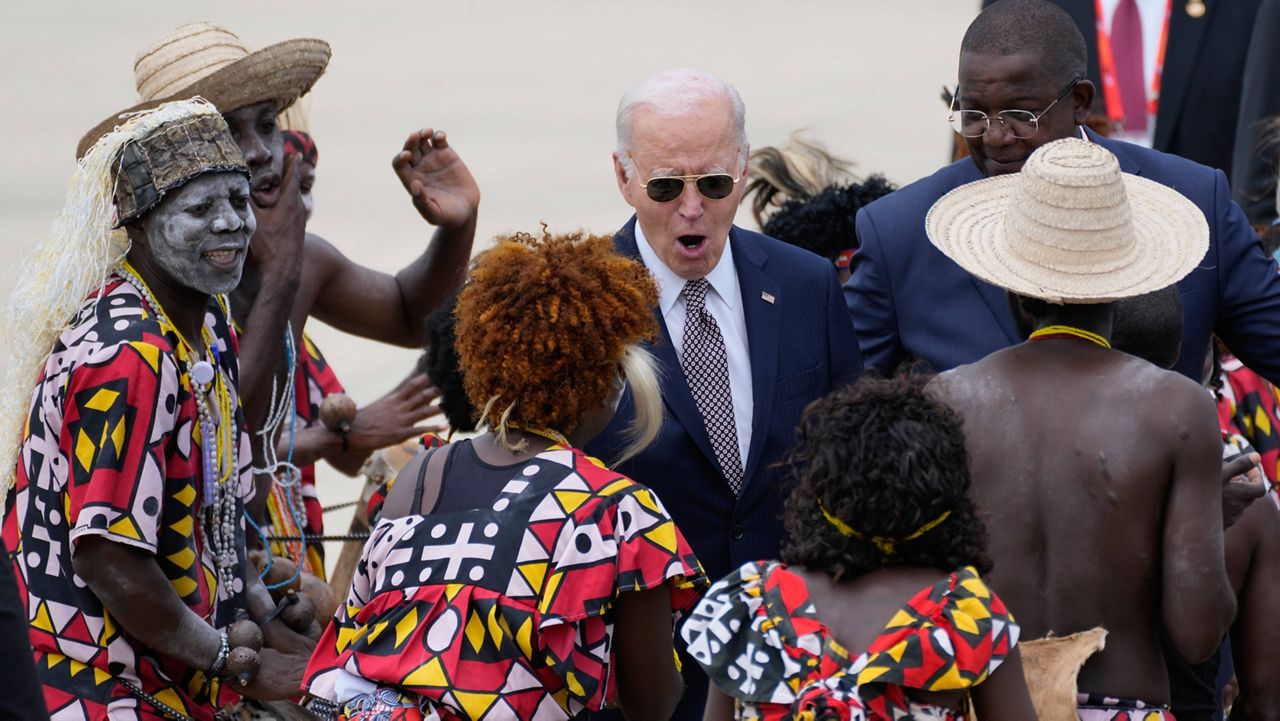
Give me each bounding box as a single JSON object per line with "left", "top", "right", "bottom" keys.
{"left": 613, "top": 218, "right": 721, "bottom": 472}
{"left": 1154, "top": 0, "right": 1212, "bottom": 150}
{"left": 731, "top": 228, "right": 781, "bottom": 488}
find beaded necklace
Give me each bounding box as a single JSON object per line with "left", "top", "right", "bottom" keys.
{"left": 507, "top": 424, "right": 571, "bottom": 447}
{"left": 116, "top": 262, "right": 241, "bottom": 594}
{"left": 1028, "top": 324, "right": 1112, "bottom": 349}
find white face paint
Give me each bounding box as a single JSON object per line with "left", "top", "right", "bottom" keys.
{"left": 139, "top": 172, "right": 256, "bottom": 295}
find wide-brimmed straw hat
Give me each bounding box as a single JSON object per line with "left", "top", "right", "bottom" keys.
{"left": 76, "top": 22, "right": 330, "bottom": 159}
{"left": 926, "top": 138, "right": 1208, "bottom": 304}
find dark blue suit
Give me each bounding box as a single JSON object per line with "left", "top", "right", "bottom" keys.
{"left": 846, "top": 131, "right": 1280, "bottom": 383}
{"left": 588, "top": 218, "right": 862, "bottom": 721}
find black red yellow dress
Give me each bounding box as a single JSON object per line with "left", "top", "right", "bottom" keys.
{"left": 681, "top": 561, "right": 1019, "bottom": 721}
{"left": 302, "top": 443, "right": 706, "bottom": 720}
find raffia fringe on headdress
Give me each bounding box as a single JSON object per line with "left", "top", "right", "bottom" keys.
{"left": 0, "top": 98, "right": 223, "bottom": 498}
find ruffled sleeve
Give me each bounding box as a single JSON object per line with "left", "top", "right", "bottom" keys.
{"left": 855, "top": 566, "right": 1020, "bottom": 691}
{"left": 536, "top": 476, "right": 707, "bottom": 627}
{"left": 530, "top": 463, "right": 708, "bottom": 713}
{"left": 302, "top": 516, "right": 417, "bottom": 704}
{"left": 681, "top": 561, "right": 826, "bottom": 706}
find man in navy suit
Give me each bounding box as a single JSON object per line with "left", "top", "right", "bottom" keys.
{"left": 982, "top": 0, "right": 1266, "bottom": 183}
{"left": 847, "top": 0, "right": 1280, "bottom": 384}
{"left": 588, "top": 68, "right": 862, "bottom": 721}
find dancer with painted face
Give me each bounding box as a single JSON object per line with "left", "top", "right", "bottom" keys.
{"left": 0, "top": 100, "right": 314, "bottom": 721}
{"left": 77, "top": 24, "right": 472, "bottom": 579}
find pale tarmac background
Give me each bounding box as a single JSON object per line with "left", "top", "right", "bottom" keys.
{"left": 0, "top": 1, "right": 978, "bottom": 573}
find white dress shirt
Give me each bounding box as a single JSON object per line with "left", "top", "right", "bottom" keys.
{"left": 634, "top": 223, "right": 754, "bottom": 467}
{"left": 1098, "top": 0, "right": 1169, "bottom": 147}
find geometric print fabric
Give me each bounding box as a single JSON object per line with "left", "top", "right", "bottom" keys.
{"left": 2, "top": 278, "right": 252, "bottom": 721}
{"left": 1216, "top": 352, "right": 1280, "bottom": 488}
{"left": 681, "top": 562, "right": 1019, "bottom": 721}
{"left": 303, "top": 444, "right": 707, "bottom": 721}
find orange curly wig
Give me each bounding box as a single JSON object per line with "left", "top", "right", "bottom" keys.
{"left": 455, "top": 229, "right": 659, "bottom": 435}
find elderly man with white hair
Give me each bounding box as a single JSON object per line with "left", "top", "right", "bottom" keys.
{"left": 587, "top": 68, "right": 862, "bottom": 721}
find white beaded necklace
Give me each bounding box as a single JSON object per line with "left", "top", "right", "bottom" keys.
{"left": 116, "top": 263, "right": 241, "bottom": 595}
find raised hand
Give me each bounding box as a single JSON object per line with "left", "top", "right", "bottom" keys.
{"left": 391, "top": 128, "right": 480, "bottom": 230}
{"left": 249, "top": 153, "right": 307, "bottom": 272}
{"left": 345, "top": 373, "right": 447, "bottom": 452}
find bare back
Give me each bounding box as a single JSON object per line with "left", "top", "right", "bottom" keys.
{"left": 930, "top": 340, "right": 1230, "bottom": 704}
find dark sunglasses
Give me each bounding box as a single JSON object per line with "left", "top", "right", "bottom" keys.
{"left": 639, "top": 172, "right": 740, "bottom": 203}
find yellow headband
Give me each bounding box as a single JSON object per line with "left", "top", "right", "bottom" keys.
{"left": 818, "top": 500, "right": 952, "bottom": 556}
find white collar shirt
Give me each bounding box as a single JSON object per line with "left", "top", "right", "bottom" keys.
{"left": 634, "top": 222, "right": 754, "bottom": 469}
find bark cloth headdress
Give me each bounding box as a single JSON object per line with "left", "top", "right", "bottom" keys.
{"left": 0, "top": 99, "right": 248, "bottom": 496}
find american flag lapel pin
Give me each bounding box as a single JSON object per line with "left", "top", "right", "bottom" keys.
{"left": 761, "top": 292, "right": 775, "bottom": 304}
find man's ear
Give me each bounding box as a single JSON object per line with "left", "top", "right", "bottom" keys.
{"left": 613, "top": 152, "right": 632, "bottom": 201}
{"left": 1072, "top": 79, "right": 1096, "bottom": 125}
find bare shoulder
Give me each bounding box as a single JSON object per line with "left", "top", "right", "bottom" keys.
{"left": 926, "top": 354, "right": 1008, "bottom": 410}
{"left": 1120, "top": 356, "right": 1214, "bottom": 415}
{"left": 926, "top": 368, "right": 961, "bottom": 404}
{"left": 1115, "top": 357, "right": 1219, "bottom": 443}
{"left": 380, "top": 452, "right": 427, "bottom": 521}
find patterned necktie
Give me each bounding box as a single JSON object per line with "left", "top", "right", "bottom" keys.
{"left": 681, "top": 278, "right": 744, "bottom": 494}
{"left": 1112, "top": 0, "right": 1148, "bottom": 132}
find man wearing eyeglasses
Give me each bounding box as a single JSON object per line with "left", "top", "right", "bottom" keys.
{"left": 846, "top": 0, "right": 1280, "bottom": 387}
{"left": 587, "top": 67, "right": 861, "bottom": 721}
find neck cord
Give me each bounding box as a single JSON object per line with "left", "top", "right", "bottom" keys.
{"left": 1028, "top": 324, "right": 1112, "bottom": 349}
{"left": 818, "top": 499, "right": 952, "bottom": 557}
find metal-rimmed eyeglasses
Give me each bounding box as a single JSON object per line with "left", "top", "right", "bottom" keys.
{"left": 948, "top": 78, "right": 1079, "bottom": 139}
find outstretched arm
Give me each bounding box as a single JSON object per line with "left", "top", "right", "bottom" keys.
{"left": 308, "top": 128, "right": 479, "bottom": 347}
{"left": 280, "top": 374, "right": 446, "bottom": 476}
{"left": 1162, "top": 381, "right": 1236, "bottom": 662}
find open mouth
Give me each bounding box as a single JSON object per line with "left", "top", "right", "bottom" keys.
{"left": 252, "top": 176, "right": 282, "bottom": 207}
{"left": 677, "top": 235, "right": 706, "bottom": 249}
{"left": 202, "top": 248, "right": 244, "bottom": 268}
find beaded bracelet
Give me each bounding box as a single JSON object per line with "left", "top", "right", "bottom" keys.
{"left": 207, "top": 631, "right": 230, "bottom": 678}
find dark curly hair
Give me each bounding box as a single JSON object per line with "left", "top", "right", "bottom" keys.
{"left": 414, "top": 288, "right": 477, "bottom": 432}
{"left": 745, "top": 135, "right": 896, "bottom": 263}
{"left": 761, "top": 175, "right": 896, "bottom": 261}
{"left": 781, "top": 375, "right": 992, "bottom": 580}
{"left": 455, "top": 229, "right": 658, "bottom": 436}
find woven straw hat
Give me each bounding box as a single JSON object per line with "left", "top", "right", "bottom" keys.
{"left": 76, "top": 22, "right": 330, "bottom": 159}
{"left": 926, "top": 138, "right": 1208, "bottom": 304}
